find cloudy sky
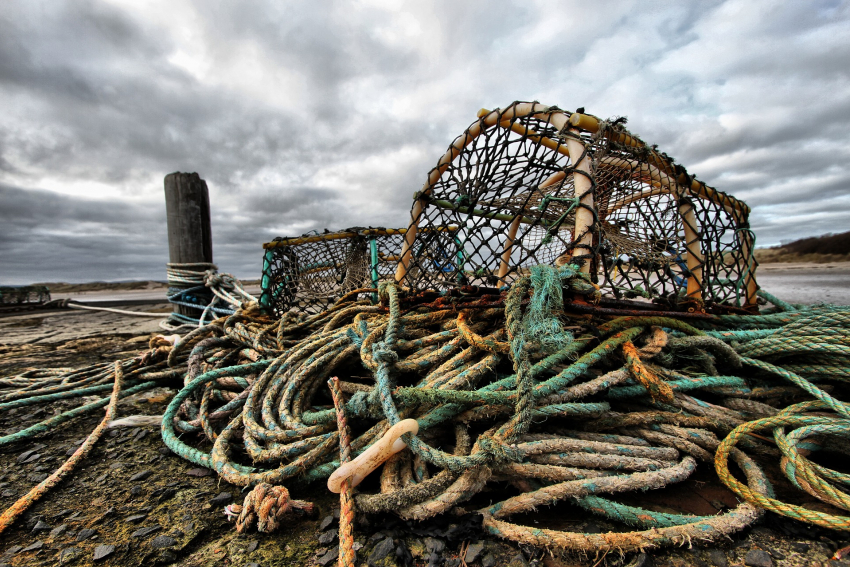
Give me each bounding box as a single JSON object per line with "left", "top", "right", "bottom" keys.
{"left": 1, "top": 0, "right": 848, "bottom": 284}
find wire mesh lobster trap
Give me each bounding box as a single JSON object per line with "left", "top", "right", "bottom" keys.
{"left": 394, "top": 101, "right": 758, "bottom": 312}
{"left": 260, "top": 226, "right": 461, "bottom": 315}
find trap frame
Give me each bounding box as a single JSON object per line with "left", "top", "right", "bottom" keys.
{"left": 260, "top": 226, "right": 461, "bottom": 315}
{"left": 394, "top": 101, "right": 758, "bottom": 312}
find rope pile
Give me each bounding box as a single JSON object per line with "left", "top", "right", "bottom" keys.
{"left": 145, "top": 264, "right": 848, "bottom": 559}
{"left": 1, "top": 263, "right": 848, "bottom": 562}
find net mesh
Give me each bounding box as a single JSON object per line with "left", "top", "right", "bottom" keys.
{"left": 397, "top": 102, "right": 757, "bottom": 311}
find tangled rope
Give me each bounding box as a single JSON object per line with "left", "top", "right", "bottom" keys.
{"left": 162, "top": 262, "right": 257, "bottom": 331}
{"left": 3, "top": 262, "right": 849, "bottom": 558}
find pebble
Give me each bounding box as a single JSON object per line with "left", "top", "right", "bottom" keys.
{"left": 49, "top": 524, "right": 68, "bottom": 538}
{"left": 209, "top": 492, "right": 232, "bottom": 505}
{"left": 707, "top": 549, "right": 728, "bottom": 567}
{"left": 319, "top": 515, "right": 336, "bottom": 531}
{"left": 21, "top": 540, "right": 44, "bottom": 552}
{"left": 16, "top": 449, "right": 38, "bottom": 464}
{"left": 0, "top": 546, "right": 21, "bottom": 560}
{"left": 246, "top": 540, "right": 259, "bottom": 553}
{"left": 465, "top": 541, "right": 485, "bottom": 564}
{"left": 95, "top": 473, "right": 108, "bottom": 483}
{"left": 0, "top": 489, "right": 15, "bottom": 498}
{"left": 26, "top": 473, "right": 49, "bottom": 483}
{"left": 125, "top": 514, "right": 148, "bottom": 523}
{"left": 31, "top": 520, "right": 51, "bottom": 534}
{"left": 76, "top": 528, "right": 96, "bottom": 541}
{"left": 424, "top": 537, "right": 445, "bottom": 554}
{"left": 185, "top": 467, "right": 211, "bottom": 477}
{"left": 151, "top": 535, "right": 177, "bottom": 549}
{"left": 59, "top": 547, "right": 82, "bottom": 564}
{"left": 93, "top": 544, "right": 115, "bottom": 561}
{"left": 317, "top": 547, "right": 338, "bottom": 566}
{"left": 318, "top": 530, "right": 337, "bottom": 545}
{"left": 129, "top": 470, "right": 152, "bottom": 482}
{"left": 744, "top": 549, "right": 773, "bottom": 567}
{"left": 131, "top": 526, "right": 161, "bottom": 539}
{"left": 156, "top": 488, "right": 177, "bottom": 502}
{"left": 481, "top": 553, "right": 497, "bottom": 567}
{"left": 368, "top": 536, "right": 395, "bottom": 565}
{"left": 130, "top": 485, "right": 143, "bottom": 496}
{"left": 158, "top": 446, "right": 173, "bottom": 456}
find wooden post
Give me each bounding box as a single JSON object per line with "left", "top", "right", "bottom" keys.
{"left": 678, "top": 198, "right": 704, "bottom": 305}
{"left": 164, "top": 172, "right": 213, "bottom": 316}
{"left": 564, "top": 127, "right": 595, "bottom": 274}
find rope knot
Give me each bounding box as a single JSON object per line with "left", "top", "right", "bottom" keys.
{"left": 478, "top": 433, "right": 523, "bottom": 465}
{"left": 229, "top": 483, "right": 314, "bottom": 534}
{"left": 372, "top": 342, "right": 399, "bottom": 365}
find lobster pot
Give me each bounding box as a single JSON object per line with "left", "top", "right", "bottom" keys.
{"left": 260, "top": 227, "right": 460, "bottom": 316}
{"left": 396, "top": 101, "right": 757, "bottom": 311}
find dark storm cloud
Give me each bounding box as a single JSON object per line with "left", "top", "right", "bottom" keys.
{"left": 1, "top": 0, "right": 849, "bottom": 283}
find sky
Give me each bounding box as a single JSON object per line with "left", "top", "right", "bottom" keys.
{"left": 1, "top": 0, "right": 848, "bottom": 284}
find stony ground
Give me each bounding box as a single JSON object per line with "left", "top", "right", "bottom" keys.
{"left": 1, "top": 305, "right": 850, "bottom": 567}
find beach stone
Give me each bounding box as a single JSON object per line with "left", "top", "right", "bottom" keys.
{"left": 482, "top": 554, "right": 497, "bottom": 567}
{"left": 129, "top": 470, "right": 152, "bottom": 482}
{"left": 317, "top": 547, "right": 338, "bottom": 566}
{"left": 21, "top": 540, "right": 44, "bottom": 552}
{"left": 368, "top": 536, "right": 395, "bottom": 566}
{"left": 465, "top": 542, "right": 485, "bottom": 564}
{"left": 319, "top": 515, "right": 336, "bottom": 531}
{"left": 131, "top": 526, "right": 161, "bottom": 539}
{"left": 50, "top": 524, "right": 68, "bottom": 538}
{"left": 744, "top": 549, "right": 773, "bottom": 567}
{"left": 185, "top": 467, "right": 210, "bottom": 477}
{"left": 125, "top": 514, "right": 147, "bottom": 523}
{"left": 31, "top": 520, "right": 51, "bottom": 534}
{"left": 209, "top": 492, "right": 232, "bottom": 505}
{"left": 93, "top": 544, "right": 115, "bottom": 561}
{"left": 151, "top": 535, "right": 176, "bottom": 549}
{"left": 246, "top": 540, "right": 259, "bottom": 553}
{"left": 76, "top": 528, "right": 96, "bottom": 541}
{"left": 318, "top": 530, "right": 336, "bottom": 545}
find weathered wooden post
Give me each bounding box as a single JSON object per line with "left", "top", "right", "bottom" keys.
{"left": 164, "top": 172, "right": 213, "bottom": 317}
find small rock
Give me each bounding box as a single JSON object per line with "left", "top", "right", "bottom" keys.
{"left": 130, "top": 485, "right": 143, "bottom": 497}
{"left": 76, "top": 528, "right": 96, "bottom": 541}
{"left": 744, "top": 549, "right": 773, "bottom": 567}
{"left": 129, "top": 470, "right": 152, "bottom": 482}
{"left": 319, "top": 515, "right": 336, "bottom": 531}
{"left": 31, "top": 520, "right": 51, "bottom": 534}
{"left": 0, "top": 546, "right": 21, "bottom": 560}
{"left": 125, "top": 514, "right": 147, "bottom": 523}
{"left": 156, "top": 488, "right": 177, "bottom": 502}
{"left": 209, "top": 492, "right": 232, "bottom": 505}
{"left": 318, "top": 530, "right": 337, "bottom": 545}
{"left": 53, "top": 509, "right": 73, "bottom": 519}
{"left": 49, "top": 525, "right": 68, "bottom": 538}
{"left": 22, "top": 453, "right": 41, "bottom": 464}
{"left": 16, "top": 449, "right": 38, "bottom": 464}
{"left": 134, "top": 429, "right": 148, "bottom": 441}
{"left": 246, "top": 540, "right": 259, "bottom": 553}
{"left": 21, "top": 540, "right": 44, "bottom": 552}
{"left": 157, "top": 550, "right": 177, "bottom": 564}
{"left": 158, "top": 446, "right": 172, "bottom": 456}
{"left": 131, "top": 526, "right": 161, "bottom": 539}
{"left": 368, "top": 537, "right": 395, "bottom": 566}
{"left": 482, "top": 553, "right": 497, "bottom": 567}
{"left": 151, "top": 535, "right": 176, "bottom": 549}
{"left": 27, "top": 473, "right": 49, "bottom": 483}
{"left": 317, "top": 547, "right": 339, "bottom": 566}
{"left": 1, "top": 489, "right": 15, "bottom": 498}
{"left": 465, "top": 541, "right": 485, "bottom": 564}
{"left": 424, "top": 537, "right": 445, "bottom": 554}
{"left": 185, "top": 467, "right": 211, "bottom": 477}
{"left": 59, "top": 547, "right": 82, "bottom": 564}
{"left": 707, "top": 549, "right": 728, "bottom": 567}
{"left": 65, "top": 447, "right": 78, "bottom": 457}
{"left": 95, "top": 474, "right": 108, "bottom": 483}
{"left": 93, "top": 544, "right": 115, "bottom": 561}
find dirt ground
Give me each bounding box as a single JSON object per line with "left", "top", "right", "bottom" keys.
{"left": 1, "top": 297, "right": 850, "bottom": 567}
